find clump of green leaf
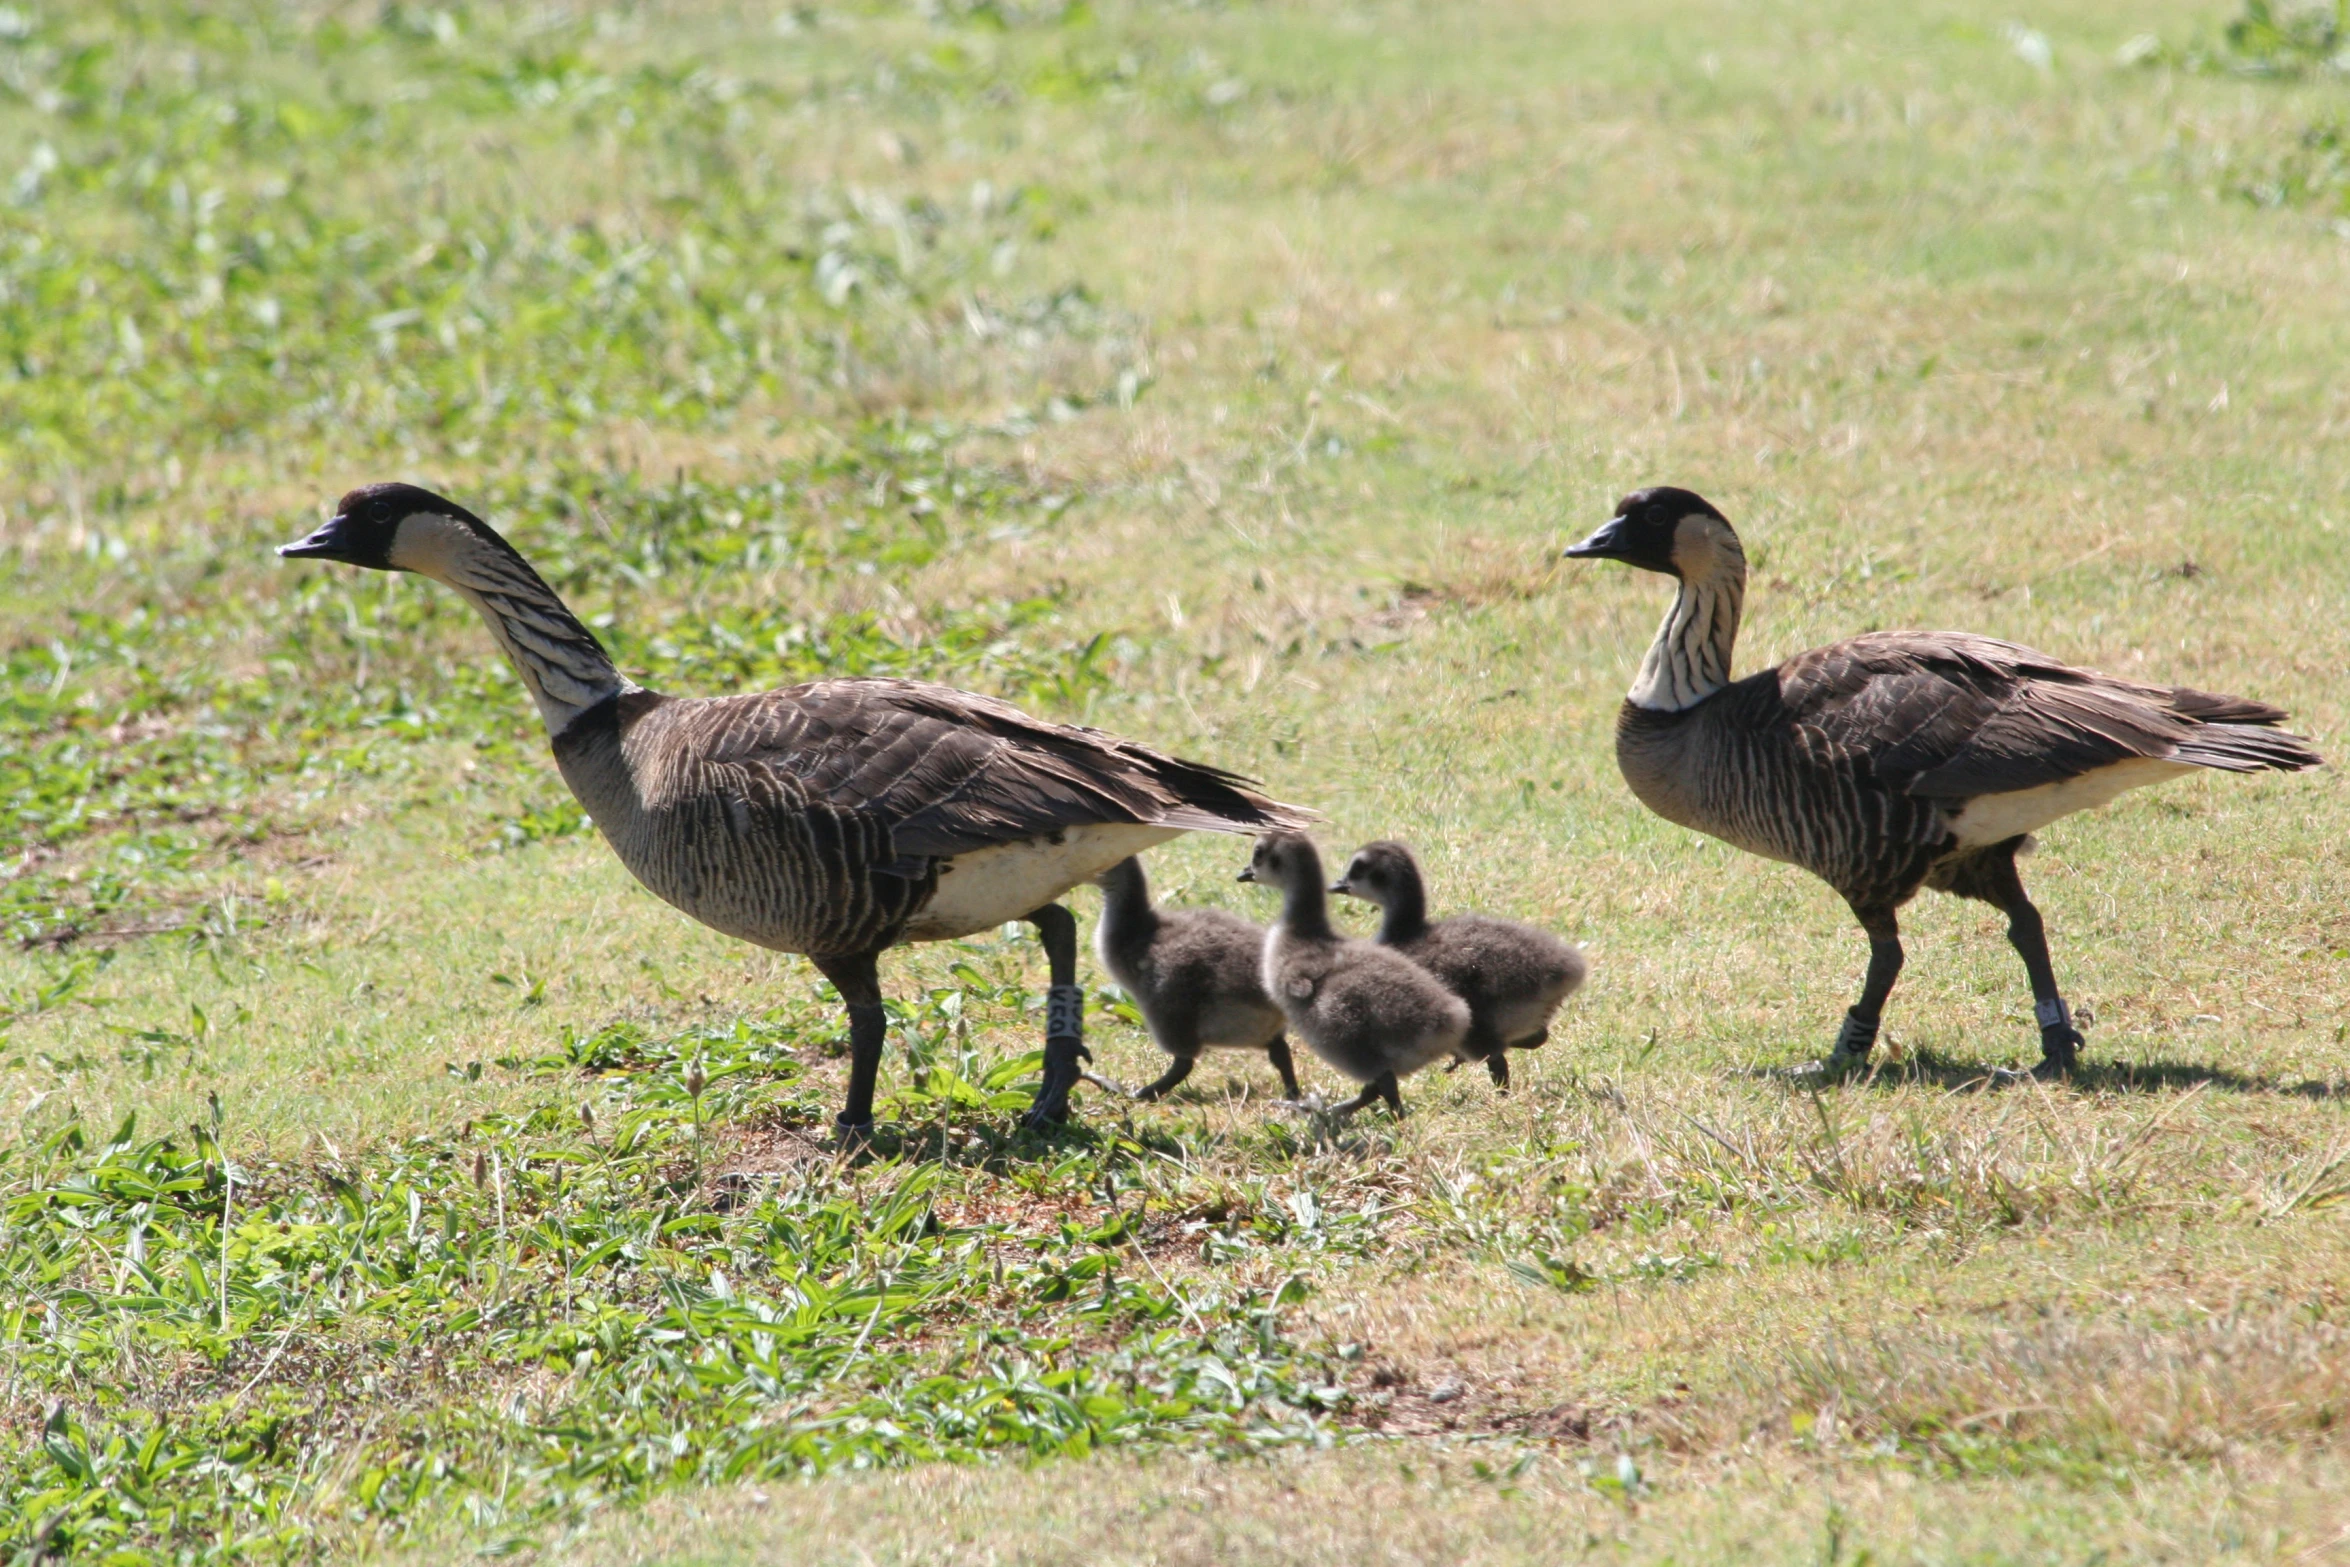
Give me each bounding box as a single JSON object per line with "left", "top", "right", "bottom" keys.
{"left": 2123, "top": 5, "right": 2350, "bottom": 220}
{"left": 0, "top": 1008, "right": 1348, "bottom": 1561}
{"left": 2239, "top": 117, "right": 2350, "bottom": 213}
{"left": 2125, "top": 0, "right": 2350, "bottom": 75}
{"left": 2218, "top": 0, "right": 2349, "bottom": 74}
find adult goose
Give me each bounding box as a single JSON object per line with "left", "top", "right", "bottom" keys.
{"left": 1564, "top": 487, "right": 2321, "bottom": 1077}
{"left": 280, "top": 483, "right": 1311, "bottom": 1134}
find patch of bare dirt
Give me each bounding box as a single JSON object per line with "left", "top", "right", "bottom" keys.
{"left": 1343, "top": 1358, "right": 1647, "bottom": 1444}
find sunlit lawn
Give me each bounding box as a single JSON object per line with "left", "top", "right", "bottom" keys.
{"left": 3, "top": 0, "right": 2348, "bottom": 1560}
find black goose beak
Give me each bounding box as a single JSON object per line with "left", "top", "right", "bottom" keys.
{"left": 1563, "top": 518, "right": 1626, "bottom": 560}
{"left": 278, "top": 515, "right": 355, "bottom": 561}
{"left": 1328, "top": 878, "right": 1352, "bottom": 895}
{"left": 1235, "top": 865, "right": 1257, "bottom": 883}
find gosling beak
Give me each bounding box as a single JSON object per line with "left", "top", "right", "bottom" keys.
{"left": 1235, "top": 865, "right": 1257, "bottom": 883}
{"left": 1563, "top": 517, "right": 1627, "bottom": 560}
{"left": 1328, "top": 878, "right": 1352, "bottom": 895}
{"left": 278, "top": 514, "right": 356, "bottom": 561}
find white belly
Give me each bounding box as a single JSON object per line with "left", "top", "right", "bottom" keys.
{"left": 1195, "top": 997, "right": 1284, "bottom": 1051}
{"left": 1946, "top": 757, "right": 2196, "bottom": 848}
{"left": 901, "top": 824, "right": 1183, "bottom": 942}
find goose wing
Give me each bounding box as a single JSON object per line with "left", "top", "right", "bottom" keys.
{"left": 678, "top": 677, "right": 1312, "bottom": 863}
{"left": 1774, "top": 632, "right": 2319, "bottom": 800}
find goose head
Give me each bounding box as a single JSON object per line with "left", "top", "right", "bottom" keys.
{"left": 281, "top": 483, "right": 622, "bottom": 733}
{"left": 1564, "top": 486, "right": 1742, "bottom": 580}
{"left": 1236, "top": 830, "right": 1323, "bottom": 894}
{"left": 280, "top": 483, "right": 523, "bottom": 587}
{"left": 1328, "top": 839, "right": 1417, "bottom": 904}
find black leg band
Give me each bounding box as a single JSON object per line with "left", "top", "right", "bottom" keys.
{"left": 1022, "top": 985, "right": 1089, "bottom": 1128}
{"left": 1832, "top": 1009, "right": 1878, "bottom": 1062}
{"left": 1045, "top": 983, "right": 1085, "bottom": 1044}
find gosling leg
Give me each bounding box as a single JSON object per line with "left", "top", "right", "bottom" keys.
{"left": 1329, "top": 1071, "right": 1404, "bottom": 1119}
{"left": 1130, "top": 1053, "right": 1196, "bottom": 1102}
{"left": 1265, "top": 1035, "right": 1303, "bottom": 1100}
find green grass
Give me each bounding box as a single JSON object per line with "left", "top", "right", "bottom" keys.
{"left": 4, "top": 0, "right": 2350, "bottom": 1560}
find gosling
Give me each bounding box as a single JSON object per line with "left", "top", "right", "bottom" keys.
{"left": 1088, "top": 857, "right": 1302, "bottom": 1102}
{"left": 1238, "top": 831, "right": 1471, "bottom": 1117}
{"left": 1331, "top": 840, "right": 1587, "bottom": 1091}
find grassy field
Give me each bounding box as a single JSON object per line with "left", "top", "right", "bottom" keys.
{"left": 4, "top": 0, "right": 2349, "bottom": 1560}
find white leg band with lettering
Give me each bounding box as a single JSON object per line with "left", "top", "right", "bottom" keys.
{"left": 1046, "top": 984, "right": 1085, "bottom": 1040}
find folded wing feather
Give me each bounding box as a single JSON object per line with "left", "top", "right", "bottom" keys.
{"left": 1777, "top": 632, "right": 2318, "bottom": 803}
{"left": 669, "top": 677, "right": 1309, "bottom": 864}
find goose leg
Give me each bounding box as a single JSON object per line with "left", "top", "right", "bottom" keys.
{"left": 1463, "top": 1016, "right": 1510, "bottom": 1091}
{"left": 1971, "top": 842, "right": 2082, "bottom": 1077}
{"left": 1266, "top": 1036, "right": 1303, "bottom": 1099}
{"left": 816, "top": 952, "right": 888, "bottom": 1140}
{"left": 1825, "top": 902, "right": 1903, "bottom": 1075}
{"left": 1021, "top": 903, "right": 1088, "bottom": 1129}
{"left": 1461, "top": 1015, "right": 1508, "bottom": 1087}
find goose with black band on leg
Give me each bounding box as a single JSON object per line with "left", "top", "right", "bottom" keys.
{"left": 280, "top": 483, "right": 1313, "bottom": 1138}
{"left": 1564, "top": 486, "right": 2321, "bottom": 1078}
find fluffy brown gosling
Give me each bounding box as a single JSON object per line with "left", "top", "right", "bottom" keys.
{"left": 1238, "top": 832, "right": 1470, "bottom": 1118}
{"left": 1085, "top": 857, "right": 1301, "bottom": 1102}
{"left": 1330, "top": 839, "right": 1587, "bottom": 1091}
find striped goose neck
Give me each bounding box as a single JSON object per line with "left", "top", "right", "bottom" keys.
{"left": 1628, "top": 543, "right": 1744, "bottom": 713}
{"left": 396, "top": 516, "right": 629, "bottom": 737}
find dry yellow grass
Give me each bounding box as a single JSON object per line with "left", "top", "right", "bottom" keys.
{"left": 540, "top": 1445, "right": 2350, "bottom": 1566}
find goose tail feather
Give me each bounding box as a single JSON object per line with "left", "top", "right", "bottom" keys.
{"left": 2164, "top": 686, "right": 2294, "bottom": 727}
{"left": 1133, "top": 752, "right": 1319, "bottom": 835}
{"left": 2169, "top": 722, "right": 2324, "bottom": 774}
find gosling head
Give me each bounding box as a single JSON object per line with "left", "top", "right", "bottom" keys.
{"left": 279, "top": 483, "right": 521, "bottom": 586}
{"left": 1237, "top": 830, "right": 1323, "bottom": 892}
{"left": 1328, "top": 840, "right": 1419, "bottom": 905}
{"left": 1563, "top": 486, "right": 1742, "bottom": 580}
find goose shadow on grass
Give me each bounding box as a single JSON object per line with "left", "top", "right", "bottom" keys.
{"left": 1078, "top": 1071, "right": 1295, "bottom": 1111}
{"left": 706, "top": 1111, "right": 1193, "bottom": 1192}
{"left": 1756, "top": 1048, "right": 2350, "bottom": 1099}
